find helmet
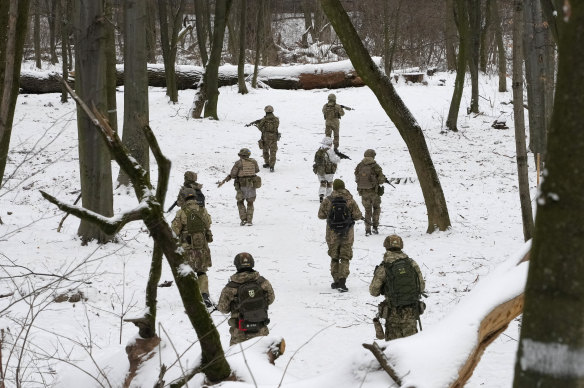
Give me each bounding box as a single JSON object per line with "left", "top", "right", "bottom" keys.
{"left": 184, "top": 171, "right": 197, "bottom": 182}
{"left": 384, "top": 234, "right": 403, "bottom": 250}
{"left": 264, "top": 105, "right": 274, "bottom": 113}
{"left": 328, "top": 93, "right": 336, "bottom": 101}
{"left": 321, "top": 137, "right": 333, "bottom": 147}
{"left": 234, "top": 252, "right": 255, "bottom": 271}
{"left": 238, "top": 148, "right": 251, "bottom": 157}
{"left": 182, "top": 188, "right": 198, "bottom": 202}
{"left": 364, "top": 149, "right": 376, "bottom": 158}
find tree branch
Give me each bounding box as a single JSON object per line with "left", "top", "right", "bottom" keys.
{"left": 362, "top": 343, "right": 402, "bottom": 386}
{"left": 143, "top": 124, "right": 171, "bottom": 205}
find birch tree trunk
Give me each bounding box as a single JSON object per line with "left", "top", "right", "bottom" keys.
{"left": 320, "top": 0, "right": 451, "bottom": 233}
{"left": 513, "top": 2, "right": 584, "bottom": 386}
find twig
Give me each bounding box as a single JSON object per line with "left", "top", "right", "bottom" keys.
{"left": 160, "top": 323, "right": 189, "bottom": 388}
{"left": 239, "top": 343, "right": 258, "bottom": 388}
{"left": 57, "top": 193, "right": 82, "bottom": 232}
{"left": 362, "top": 342, "right": 401, "bottom": 386}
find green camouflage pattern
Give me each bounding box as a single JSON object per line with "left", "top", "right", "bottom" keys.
{"left": 230, "top": 157, "right": 260, "bottom": 223}
{"left": 317, "top": 189, "right": 363, "bottom": 281}
{"left": 177, "top": 181, "right": 203, "bottom": 207}
{"left": 322, "top": 102, "right": 345, "bottom": 149}
{"left": 355, "top": 157, "right": 386, "bottom": 231}
{"left": 217, "top": 270, "right": 275, "bottom": 345}
{"left": 257, "top": 113, "right": 280, "bottom": 168}
{"left": 359, "top": 188, "right": 381, "bottom": 232}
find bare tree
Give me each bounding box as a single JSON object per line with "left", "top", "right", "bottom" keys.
{"left": 33, "top": 0, "right": 42, "bottom": 69}
{"left": 145, "top": 0, "right": 157, "bottom": 63}
{"left": 445, "top": 0, "right": 458, "bottom": 71}
{"left": 446, "top": 0, "right": 469, "bottom": 132}
{"left": 158, "top": 0, "right": 186, "bottom": 103}
{"left": 193, "top": 0, "right": 210, "bottom": 65}
{"left": 320, "top": 0, "right": 451, "bottom": 233}
{"left": 237, "top": 0, "right": 249, "bottom": 94}
{"left": 467, "top": 0, "right": 480, "bottom": 114}
{"left": 513, "top": 2, "right": 584, "bottom": 386}
{"left": 59, "top": 0, "right": 69, "bottom": 103}
{"left": 492, "top": 0, "right": 507, "bottom": 92}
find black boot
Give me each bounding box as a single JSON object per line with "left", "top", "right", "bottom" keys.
{"left": 270, "top": 166, "right": 274, "bottom": 172}
{"left": 319, "top": 194, "right": 324, "bottom": 203}
{"left": 337, "top": 278, "right": 348, "bottom": 292}
{"left": 373, "top": 226, "right": 379, "bottom": 234}
{"left": 331, "top": 281, "right": 338, "bottom": 289}
{"left": 263, "top": 163, "right": 269, "bottom": 168}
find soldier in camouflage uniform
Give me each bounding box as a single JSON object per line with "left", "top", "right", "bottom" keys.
{"left": 249, "top": 105, "right": 280, "bottom": 172}
{"left": 317, "top": 179, "right": 363, "bottom": 292}
{"left": 313, "top": 136, "right": 341, "bottom": 203}
{"left": 177, "top": 171, "right": 204, "bottom": 208}
{"left": 369, "top": 235, "right": 425, "bottom": 340}
{"left": 221, "top": 148, "right": 260, "bottom": 226}
{"left": 171, "top": 188, "right": 214, "bottom": 308}
{"left": 217, "top": 252, "right": 275, "bottom": 345}
{"left": 354, "top": 149, "right": 387, "bottom": 236}
{"left": 322, "top": 93, "right": 345, "bottom": 150}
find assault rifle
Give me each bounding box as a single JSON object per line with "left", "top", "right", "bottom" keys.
{"left": 244, "top": 119, "right": 261, "bottom": 127}
{"left": 384, "top": 178, "right": 396, "bottom": 189}
{"left": 334, "top": 149, "right": 351, "bottom": 160}
{"left": 166, "top": 200, "right": 178, "bottom": 213}
{"left": 417, "top": 292, "right": 428, "bottom": 331}
{"left": 216, "top": 176, "right": 230, "bottom": 188}
{"left": 339, "top": 104, "right": 355, "bottom": 111}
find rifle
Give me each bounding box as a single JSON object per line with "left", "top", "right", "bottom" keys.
{"left": 417, "top": 292, "right": 428, "bottom": 331}
{"left": 166, "top": 200, "right": 178, "bottom": 213}
{"left": 339, "top": 104, "right": 355, "bottom": 111}
{"left": 384, "top": 178, "right": 396, "bottom": 189}
{"left": 244, "top": 119, "right": 261, "bottom": 127}
{"left": 334, "top": 149, "right": 351, "bottom": 160}
{"left": 216, "top": 176, "right": 230, "bottom": 188}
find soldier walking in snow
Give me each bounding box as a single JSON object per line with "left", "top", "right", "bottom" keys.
{"left": 322, "top": 93, "right": 345, "bottom": 150}
{"left": 171, "top": 188, "right": 214, "bottom": 308}
{"left": 217, "top": 252, "right": 275, "bottom": 345}
{"left": 313, "top": 136, "right": 341, "bottom": 203}
{"left": 218, "top": 148, "right": 261, "bottom": 226}
{"left": 246, "top": 105, "right": 280, "bottom": 172}
{"left": 317, "top": 179, "right": 363, "bottom": 292}
{"left": 369, "top": 235, "right": 426, "bottom": 341}
{"left": 354, "top": 149, "right": 387, "bottom": 236}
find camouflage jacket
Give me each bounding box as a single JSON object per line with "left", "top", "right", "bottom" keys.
{"left": 177, "top": 181, "right": 203, "bottom": 207}
{"left": 257, "top": 113, "right": 280, "bottom": 142}
{"left": 171, "top": 199, "right": 212, "bottom": 245}
{"left": 230, "top": 157, "right": 260, "bottom": 179}
{"left": 369, "top": 250, "right": 425, "bottom": 305}
{"left": 217, "top": 270, "right": 275, "bottom": 319}
{"left": 354, "top": 157, "right": 386, "bottom": 190}
{"left": 322, "top": 102, "right": 345, "bottom": 123}
{"left": 318, "top": 189, "right": 363, "bottom": 224}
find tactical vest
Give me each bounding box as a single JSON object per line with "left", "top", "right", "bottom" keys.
{"left": 356, "top": 162, "right": 377, "bottom": 189}
{"left": 228, "top": 277, "right": 269, "bottom": 332}
{"left": 185, "top": 206, "right": 207, "bottom": 234}
{"left": 315, "top": 148, "right": 336, "bottom": 175}
{"left": 324, "top": 104, "right": 338, "bottom": 121}
{"left": 383, "top": 257, "right": 421, "bottom": 307}
{"left": 261, "top": 117, "right": 278, "bottom": 133}
{"left": 238, "top": 159, "right": 256, "bottom": 178}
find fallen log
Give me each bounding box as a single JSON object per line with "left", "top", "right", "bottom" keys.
{"left": 19, "top": 60, "right": 367, "bottom": 94}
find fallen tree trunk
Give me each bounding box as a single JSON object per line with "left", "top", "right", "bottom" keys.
{"left": 19, "top": 61, "right": 367, "bottom": 94}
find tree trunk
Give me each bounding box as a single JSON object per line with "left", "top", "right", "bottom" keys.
{"left": 34, "top": 0, "right": 42, "bottom": 69}
{"left": 492, "top": 0, "right": 507, "bottom": 92}
{"left": 203, "top": 0, "right": 233, "bottom": 119}
{"left": 446, "top": 0, "right": 469, "bottom": 132}
{"left": 539, "top": 0, "right": 559, "bottom": 43}
{"left": 0, "top": 0, "right": 31, "bottom": 190}
{"left": 445, "top": 0, "right": 458, "bottom": 71}
{"left": 513, "top": 3, "right": 584, "bottom": 386}
{"left": 194, "top": 0, "right": 209, "bottom": 65}
{"left": 237, "top": 0, "right": 248, "bottom": 94}
{"left": 48, "top": 0, "right": 58, "bottom": 64}
{"left": 158, "top": 0, "right": 185, "bottom": 103}
{"left": 251, "top": 0, "right": 263, "bottom": 88}
{"left": 479, "top": 0, "right": 492, "bottom": 73}
{"left": 467, "top": 0, "right": 480, "bottom": 114}
{"left": 118, "top": 0, "right": 149, "bottom": 186}
{"left": 511, "top": 0, "right": 534, "bottom": 242}
{"left": 542, "top": 23, "right": 555, "bottom": 142}
{"left": 320, "top": 0, "right": 451, "bottom": 233}
{"left": 145, "top": 0, "right": 157, "bottom": 63}
{"left": 73, "top": 0, "right": 114, "bottom": 244}
{"left": 105, "top": 0, "right": 118, "bottom": 134}
{"left": 300, "top": 0, "right": 313, "bottom": 46}
{"left": 59, "top": 0, "right": 68, "bottom": 102}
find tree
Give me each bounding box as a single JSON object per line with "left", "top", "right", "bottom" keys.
{"left": 513, "top": 2, "right": 584, "bottom": 386}
{"left": 145, "top": 0, "right": 157, "bottom": 63}
{"left": 33, "top": 0, "right": 42, "bottom": 69}
{"left": 104, "top": 0, "right": 118, "bottom": 133}
{"left": 0, "top": 0, "right": 31, "bottom": 190}
{"left": 320, "top": 0, "right": 451, "bottom": 233}
{"left": 251, "top": 0, "right": 264, "bottom": 88}
{"left": 193, "top": 0, "right": 210, "bottom": 66}
{"left": 511, "top": 0, "right": 534, "bottom": 242}
{"left": 118, "top": 0, "right": 150, "bottom": 186}
{"left": 59, "top": 0, "right": 69, "bottom": 103}
{"left": 467, "top": 0, "right": 481, "bottom": 114}
{"left": 237, "top": 0, "right": 249, "bottom": 94}
{"left": 158, "top": 0, "right": 186, "bottom": 103}
{"left": 446, "top": 0, "right": 469, "bottom": 132}
{"left": 72, "top": 0, "right": 114, "bottom": 243}
{"left": 445, "top": 0, "right": 458, "bottom": 71}
{"left": 47, "top": 0, "right": 59, "bottom": 64}
{"left": 492, "top": 0, "right": 507, "bottom": 92}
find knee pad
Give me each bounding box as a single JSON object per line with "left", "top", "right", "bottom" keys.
{"left": 320, "top": 180, "right": 327, "bottom": 187}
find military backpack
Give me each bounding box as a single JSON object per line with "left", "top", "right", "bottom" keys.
{"left": 185, "top": 206, "right": 207, "bottom": 234}
{"left": 327, "top": 196, "right": 354, "bottom": 235}
{"left": 324, "top": 104, "right": 339, "bottom": 120}
{"left": 314, "top": 148, "right": 336, "bottom": 175}
{"left": 229, "top": 277, "right": 269, "bottom": 332}
{"left": 356, "top": 162, "right": 377, "bottom": 189}
{"left": 383, "top": 258, "right": 421, "bottom": 307}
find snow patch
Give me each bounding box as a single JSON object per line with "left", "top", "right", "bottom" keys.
{"left": 178, "top": 263, "right": 194, "bottom": 276}
{"left": 520, "top": 339, "right": 584, "bottom": 378}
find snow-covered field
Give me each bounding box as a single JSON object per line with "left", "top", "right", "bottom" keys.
{"left": 1, "top": 71, "right": 533, "bottom": 387}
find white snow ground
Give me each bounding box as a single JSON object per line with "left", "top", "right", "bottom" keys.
{"left": 1, "top": 70, "right": 533, "bottom": 387}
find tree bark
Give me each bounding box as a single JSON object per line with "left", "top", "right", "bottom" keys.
{"left": 445, "top": 0, "right": 458, "bottom": 71}
{"left": 34, "top": 0, "right": 42, "bottom": 69}
{"left": 73, "top": 0, "right": 114, "bottom": 244}
{"left": 237, "top": 0, "right": 249, "bottom": 94}
{"left": 105, "top": 0, "right": 118, "bottom": 134}
{"left": 446, "top": 0, "right": 469, "bottom": 132}
{"left": 145, "top": 0, "right": 157, "bottom": 63}
{"left": 59, "top": 0, "right": 68, "bottom": 102}
{"left": 193, "top": 0, "right": 209, "bottom": 65}
{"left": 300, "top": 0, "right": 314, "bottom": 46}
{"left": 48, "top": 0, "right": 58, "bottom": 64}
{"left": 492, "top": 0, "right": 507, "bottom": 92}
{"left": 251, "top": 0, "right": 263, "bottom": 88}
{"left": 479, "top": 0, "right": 492, "bottom": 73}
{"left": 513, "top": 3, "right": 584, "bottom": 386}
{"left": 118, "top": 0, "right": 149, "bottom": 186}
{"left": 467, "top": 0, "right": 480, "bottom": 114}
{"left": 320, "top": 0, "right": 451, "bottom": 233}
{"left": 158, "top": 0, "right": 186, "bottom": 103}
{"left": 0, "top": 0, "right": 31, "bottom": 190}
{"left": 511, "top": 0, "right": 534, "bottom": 242}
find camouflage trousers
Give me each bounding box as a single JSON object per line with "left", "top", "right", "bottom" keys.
{"left": 236, "top": 188, "right": 256, "bottom": 223}
{"left": 325, "top": 123, "right": 340, "bottom": 149}
{"left": 326, "top": 226, "right": 354, "bottom": 281}
{"left": 262, "top": 140, "right": 278, "bottom": 168}
{"left": 229, "top": 323, "right": 270, "bottom": 346}
{"left": 384, "top": 305, "right": 418, "bottom": 341}
{"left": 183, "top": 247, "right": 211, "bottom": 294}
{"left": 359, "top": 189, "right": 381, "bottom": 232}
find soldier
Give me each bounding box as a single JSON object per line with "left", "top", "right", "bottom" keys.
{"left": 322, "top": 93, "right": 345, "bottom": 150}
{"left": 369, "top": 235, "right": 426, "bottom": 341}
{"left": 177, "top": 171, "right": 205, "bottom": 208}
{"left": 171, "top": 188, "right": 214, "bottom": 308}
{"left": 219, "top": 148, "right": 260, "bottom": 226}
{"left": 313, "top": 137, "right": 341, "bottom": 203}
{"left": 317, "top": 179, "right": 363, "bottom": 292}
{"left": 354, "top": 149, "right": 387, "bottom": 236}
{"left": 247, "top": 105, "right": 280, "bottom": 172}
{"left": 217, "top": 252, "right": 275, "bottom": 346}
